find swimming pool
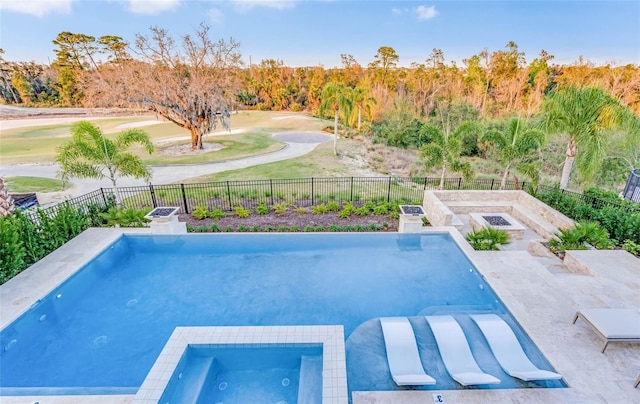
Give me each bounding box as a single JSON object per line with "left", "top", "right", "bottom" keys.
{"left": 0, "top": 233, "right": 564, "bottom": 397}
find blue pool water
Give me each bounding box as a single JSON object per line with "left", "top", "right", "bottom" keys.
{"left": 0, "top": 233, "right": 564, "bottom": 396}
{"left": 160, "top": 346, "right": 322, "bottom": 404}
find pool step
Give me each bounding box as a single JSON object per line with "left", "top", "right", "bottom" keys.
{"left": 166, "top": 355, "right": 214, "bottom": 404}
{"left": 298, "top": 355, "right": 323, "bottom": 404}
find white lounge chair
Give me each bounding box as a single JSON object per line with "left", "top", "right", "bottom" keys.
{"left": 379, "top": 317, "right": 436, "bottom": 386}
{"left": 572, "top": 309, "right": 640, "bottom": 352}
{"left": 471, "top": 314, "right": 562, "bottom": 381}
{"left": 425, "top": 315, "right": 500, "bottom": 386}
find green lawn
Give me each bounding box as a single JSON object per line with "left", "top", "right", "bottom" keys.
{"left": 183, "top": 140, "right": 358, "bottom": 183}
{"left": 5, "top": 176, "right": 67, "bottom": 193}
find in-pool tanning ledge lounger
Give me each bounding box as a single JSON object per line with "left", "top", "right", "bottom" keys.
{"left": 380, "top": 317, "right": 436, "bottom": 386}
{"left": 471, "top": 314, "right": 562, "bottom": 381}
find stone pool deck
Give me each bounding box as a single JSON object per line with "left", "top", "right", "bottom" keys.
{"left": 1, "top": 224, "right": 639, "bottom": 403}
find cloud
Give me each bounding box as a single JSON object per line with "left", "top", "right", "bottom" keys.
{"left": 391, "top": 8, "right": 403, "bottom": 16}
{"left": 229, "top": 0, "right": 298, "bottom": 12}
{"left": 124, "top": 0, "right": 181, "bottom": 15}
{"left": 415, "top": 5, "right": 438, "bottom": 21}
{"left": 208, "top": 7, "right": 224, "bottom": 23}
{"left": 0, "top": 0, "right": 74, "bottom": 17}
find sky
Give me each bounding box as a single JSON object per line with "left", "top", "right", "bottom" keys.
{"left": 0, "top": 0, "right": 639, "bottom": 68}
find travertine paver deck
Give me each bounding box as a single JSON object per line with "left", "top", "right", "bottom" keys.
{"left": 1, "top": 225, "right": 639, "bottom": 403}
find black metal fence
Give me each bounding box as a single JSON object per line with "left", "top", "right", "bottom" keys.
{"left": 23, "top": 177, "right": 530, "bottom": 218}
{"left": 25, "top": 176, "right": 640, "bottom": 222}
{"left": 22, "top": 188, "right": 111, "bottom": 221}
{"left": 107, "top": 177, "right": 530, "bottom": 214}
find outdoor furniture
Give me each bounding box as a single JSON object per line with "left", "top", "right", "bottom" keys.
{"left": 572, "top": 309, "right": 640, "bottom": 353}
{"left": 379, "top": 317, "right": 436, "bottom": 386}
{"left": 471, "top": 314, "right": 562, "bottom": 381}
{"left": 426, "top": 315, "right": 500, "bottom": 386}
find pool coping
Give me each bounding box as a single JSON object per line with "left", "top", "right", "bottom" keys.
{"left": 1, "top": 228, "right": 639, "bottom": 403}
{"left": 132, "top": 325, "right": 346, "bottom": 403}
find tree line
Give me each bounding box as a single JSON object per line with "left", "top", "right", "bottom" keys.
{"left": 1, "top": 29, "right": 639, "bottom": 118}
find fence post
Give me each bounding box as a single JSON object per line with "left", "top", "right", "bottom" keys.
{"left": 226, "top": 181, "right": 232, "bottom": 210}
{"left": 270, "top": 179, "right": 274, "bottom": 205}
{"left": 490, "top": 179, "right": 495, "bottom": 190}
{"left": 458, "top": 178, "right": 462, "bottom": 190}
{"left": 350, "top": 177, "right": 354, "bottom": 202}
{"left": 180, "top": 184, "right": 189, "bottom": 214}
{"left": 150, "top": 184, "right": 158, "bottom": 208}
{"left": 423, "top": 177, "right": 428, "bottom": 190}
{"left": 387, "top": 177, "right": 392, "bottom": 203}
{"left": 311, "top": 178, "right": 315, "bottom": 205}
{"left": 100, "top": 188, "right": 107, "bottom": 207}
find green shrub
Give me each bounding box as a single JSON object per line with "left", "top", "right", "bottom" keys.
{"left": 548, "top": 221, "right": 614, "bottom": 253}
{"left": 256, "top": 203, "right": 269, "bottom": 215}
{"left": 294, "top": 207, "right": 307, "bottom": 215}
{"left": 195, "top": 225, "right": 208, "bottom": 233}
{"left": 210, "top": 223, "right": 220, "bottom": 232}
{"left": 372, "top": 204, "right": 389, "bottom": 215}
{"left": 251, "top": 225, "right": 261, "bottom": 232}
{"left": 0, "top": 214, "right": 26, "bottom": 283}
{"left": 224, "top": 225, "right": 234, "bottom": 232}
{"left": 234, "top": 206, "right": 251, "bottom": 218}
{"left": 263, "top": 225, "right": 275, "bottom": 232}
{"left": 290, "top": 225, "right": 300, "bottom": 232}
{"left": 328, "top": 224, "right": 341, "bottom": 232}
{"left": 100, "top": 207, "right": 149, "bottom": 228}
{"left": 238, "top": 225, "right": 248, "bottom": 232}
{"left": 354, "top": 206, "right": 370, "bottom": 216}
{"left": 186, "top": 224, "right": 195, "bottom": 232}
{"left": 271, "top": 202, "right": 289, "bottom": 215}
{"left": 277, "top": 225, "right": 289, "bottom": 232}
{"left": 536, "top": 186, "right": 640, "bottom": 246}
{"left": 311, "top": 204, "right": 328, "bottom": 214}
{"left": 192, "top": 206, "right": 209, "bottom": 220}
{"left": 326, "top": 201, "right": 340, "bottom": 211}
{"left": 210, "top": 207, "right": 226, "bottom": 220}
{"left": 466, "top": 227, "right": 510, "bottom": 251}
{"left": 303, "top": 225, "right": 315, "bottom": 232}
{"left": 338, "top": 203, "right": 356, "bottom": 219}
{"left": 622, "top": 239, "right": 640, "bottom": 256}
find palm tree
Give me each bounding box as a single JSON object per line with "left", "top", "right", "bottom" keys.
{"left": 420, "top": 121, "right": 481, "bottom": 189}
{"left": 481, "top": 117, "right": 546, "bottom": 189}
{"left": 0, "top": 177, "right": 15, "bottom": 217}
{"left": 318, "top": 83, "right": 353, "bottom": 155}
{"left": 540, "top": 86, "right": 633, "bottom": 190}
{"left": 349, "top": 85, "right": 376, "bottom": 132}
{"left": 56, "top": 121, "right": 154, "bottom": 205}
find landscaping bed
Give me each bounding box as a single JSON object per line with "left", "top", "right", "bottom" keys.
{"left": 180, "top": 210, "right": 398, "bottom": 232}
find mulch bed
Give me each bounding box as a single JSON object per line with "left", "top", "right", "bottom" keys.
{"left": 179, "top": 210, "right": 399, "bottom": 232}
